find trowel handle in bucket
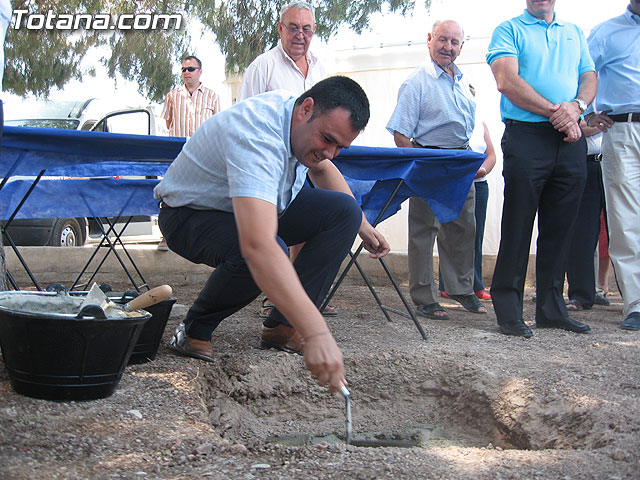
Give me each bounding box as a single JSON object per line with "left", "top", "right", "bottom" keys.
{"left": 125, "top": 285, "right": 173, "bottom": 311}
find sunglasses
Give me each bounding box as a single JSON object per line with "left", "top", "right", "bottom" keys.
{"left": 285, "top": 25, "right": 314, "bottom": 38}
{"left": 181, "top": 66, "right": 199, "bottom": 72}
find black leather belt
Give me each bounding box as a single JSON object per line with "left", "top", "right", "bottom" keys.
{"left": 587, "top": 154, "right": 602, "bottom": 162}
{"left": 411, "top": 140, "right": 470, "bottom": 150}
{"left": 504, "top": 119, "right": 549, "bottom": 126}
{"left": 609, "top": 112, "right": 640, "bottom": 122}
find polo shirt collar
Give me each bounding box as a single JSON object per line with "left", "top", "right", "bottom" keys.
{"left": 626, "top": 5, "right": 640, "bottom": 24}
{"left": 520, "top": 8, "right": 565, "bottom": 26}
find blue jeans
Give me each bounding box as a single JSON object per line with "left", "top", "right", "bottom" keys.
{"left": 158, "top": 188, "right": 362, "bottom": 341}
{"left": 439, "top": 180, "right": 488, "bottom": 292}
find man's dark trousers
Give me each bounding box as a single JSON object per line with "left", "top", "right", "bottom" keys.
{"left": 491, "top": 121, "right": 587, "bottom": 326}
{"left": 566, "top": 156, "right": 605, "bottom": 308}
{"left": 158, "top": 188, "right": 362, "bottom": 341}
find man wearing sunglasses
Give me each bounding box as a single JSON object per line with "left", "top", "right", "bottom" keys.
{"left": 159, "top": 55, "right": 221, "bottom": 250}
{"left": 161, "top": 55, "right": 220, "bottom": 138}
{"left": 237, "top": 1, "right": 325, "bottom": 101}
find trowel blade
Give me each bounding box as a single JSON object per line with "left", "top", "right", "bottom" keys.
{"left": 340, "top": 385, "right": 352, "bottom": 444}
{"left": 79, "top": 283, "right": 110, "bottom": 312}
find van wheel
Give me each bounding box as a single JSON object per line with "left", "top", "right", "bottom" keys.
{"left": 50, "top": 218, "right": 84, "bottom": 247}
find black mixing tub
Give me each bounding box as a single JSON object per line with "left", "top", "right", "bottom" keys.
{"left": 106, "top": 289, "right": 177, "bottom": 364}
{"left": 0, "top": 290, "right": 150, "bottom": 401}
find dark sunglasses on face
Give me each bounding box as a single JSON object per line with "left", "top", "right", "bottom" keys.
{"left": 182, "top": 66, "right": 199, "bottom": 72}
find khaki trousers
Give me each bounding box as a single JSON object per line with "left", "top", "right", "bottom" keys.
{"left": 602, "top": 122, "right": 640, "bottom": 317}
{"left": 408, "top": 185, "right": 476, "bottom": 306}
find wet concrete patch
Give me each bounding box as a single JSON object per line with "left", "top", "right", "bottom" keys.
{"left": 267, "top": 425, "right": 485, "bottom": 448}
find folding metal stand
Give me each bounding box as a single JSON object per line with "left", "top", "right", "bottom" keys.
{"left": 321, "top": 178, "right": 428, "bottom": 340}
{"left": 0, "top": 169, "right": 46, "bottom": 290}
{"left": 70, "top": 215, "right": 149, "bottom": 293}
{"left": 1, "top": 176, "right": 154, "bottom": 293}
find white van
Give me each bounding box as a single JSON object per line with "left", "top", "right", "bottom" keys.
{"left": 2, "top": 98, "right": 164, "bottom": 246}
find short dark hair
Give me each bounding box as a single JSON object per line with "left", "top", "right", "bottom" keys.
{"left": 295, "top": 76, "right": 370, "bottom": 132}
{"left": 182, "top": 55, "right": 202, "bottom": 69}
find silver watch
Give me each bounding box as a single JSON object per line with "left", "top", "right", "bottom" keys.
{"left": 573, "top": 98, "right": 587, "bottom": 114}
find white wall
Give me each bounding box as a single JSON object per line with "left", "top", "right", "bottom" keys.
{"left": 323, "top": 36, "right": 508, "bottom": 255}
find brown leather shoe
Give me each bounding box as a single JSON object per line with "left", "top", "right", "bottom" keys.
{"left": 170, "top": 323, "right": 214, "bottom": 362}
{"left": 259, "top": 324, "right": 304, "bottom": 354}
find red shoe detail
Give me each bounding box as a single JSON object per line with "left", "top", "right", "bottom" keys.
{"left": 475, "top": 289, "right": 491, "bottom": 300}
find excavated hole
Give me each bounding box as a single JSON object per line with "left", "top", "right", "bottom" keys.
{"left": 199, "top": 353, "right": 609, "bottom": 451}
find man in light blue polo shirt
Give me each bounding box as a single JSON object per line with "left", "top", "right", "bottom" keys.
{"left": 585, "top": 0, "right": 640, "bottom": 331}
{"left": 154, "top": 76, "right": 389, "bottom": 393}
{"left": 486, "top": 0, "right": 597, "bottom": 338}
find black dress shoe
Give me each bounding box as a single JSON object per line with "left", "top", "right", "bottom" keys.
{"left": 498, "top": 322, "right": 533, "bottom": 338}
{"left": 536, "top": 317, "right": 591, "bottom": 334}
{"left": 621, "top": 312, "right": 640, "bottom": 331}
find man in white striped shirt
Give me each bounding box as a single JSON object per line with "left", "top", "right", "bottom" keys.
{"left": 162, "top": 56, "right": 220, "bottom": 138}
{"left": 158, "top": 55, "right": 221, "bottom": 250}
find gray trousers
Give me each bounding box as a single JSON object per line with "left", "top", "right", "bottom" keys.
{"left": 408, "top": 185, "right": 476, "bottom": 306}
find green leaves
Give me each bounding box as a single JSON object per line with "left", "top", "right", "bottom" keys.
{"left": 194, "top": 0, "right": 421, "bottom": 74}
{"left": 3, "top": 0, "right": 425, "bottom": 101}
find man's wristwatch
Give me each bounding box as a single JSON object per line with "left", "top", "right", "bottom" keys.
{"left": 573, "top": 98, "right": 587, "bottom": 114}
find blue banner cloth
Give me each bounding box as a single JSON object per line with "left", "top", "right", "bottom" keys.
{"left": 1, "top": 127, "right": 485, "bottom": 224}
{"left": 0, "top": 126, "right": 182, "bottom": 178}
{"left": 333, "top": 146, "right": 485, "bottom": 224}
{"left": 0, "top": 177, "right": 159, "bottom": 220}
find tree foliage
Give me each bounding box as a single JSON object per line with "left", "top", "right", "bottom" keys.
{"left": 3, "top": 0, "right": 427, "bottom": 101}
{"left": 4, "top": 0, "right": 191, "bottom": 102}
{"left": 193, "top": 0, "right": 427, "bottom": 75}
{"left": 4, "top": 0, "right": 103, "bottom": 97}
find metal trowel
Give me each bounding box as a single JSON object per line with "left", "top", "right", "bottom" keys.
{"left": 340, "top": 384, "right": 353, "bottom": 444}
{"left": 79, "top": 283, "right": 172, "bottom": 317}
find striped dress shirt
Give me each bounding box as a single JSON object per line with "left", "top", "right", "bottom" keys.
{"left": 386, "top": 59, "right": 475, "bottom": 148}
{"left": 162, "top": 84, "right": 220, "bottom": 137}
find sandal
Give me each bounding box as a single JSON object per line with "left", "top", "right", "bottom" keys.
{"left": 594, "top": 291, "right": 610, "bottom": 306}
{"left": 449, "top": 294, "right": 487, "bottom": 314}
{"left": 259, "top": 297, "right": 275, "bottom": 318}
{"left": 322, "top": 304, "right": 338, "bottom": 317}
{"left": 566, "top": 299, "right": 585, "bottom": 311}
{"left": 416, "top": 303, "right": 449, "bottom": 320}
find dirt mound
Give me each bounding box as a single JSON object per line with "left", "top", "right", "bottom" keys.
{"left": 0, "top": 282, "right": 638, "bottom": 479}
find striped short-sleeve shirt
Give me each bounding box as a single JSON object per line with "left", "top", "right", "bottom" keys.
{"left": 161, "top": 84, "right": 220, "bottom": 137}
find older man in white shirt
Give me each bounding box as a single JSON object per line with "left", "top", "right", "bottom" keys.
{"left": 237, "top": 1, "right": 325, "bottom": 101}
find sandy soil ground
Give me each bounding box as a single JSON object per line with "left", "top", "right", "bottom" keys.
{"left": 1, "top": 277, "right": 639, "bottom": 480}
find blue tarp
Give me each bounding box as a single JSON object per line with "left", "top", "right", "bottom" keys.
{"left": 332, "top": 146, "right": 485, "bottom": 224}
{"left": 0, "top": 126, "right": 485, "bottom": 224}
{"left": 0, "top": 126, "right": 182, "bottom": 178}
{"left": 0, "top": 177, "right": 159, "bottom": 220}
